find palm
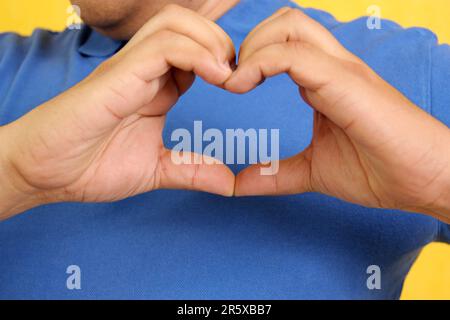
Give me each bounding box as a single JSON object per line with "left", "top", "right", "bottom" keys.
{"left": 58, "top": 71, "right": 191, "bottom": 202}
{"left": 66, "top": 114, "right": 166, "bottom": 202}
{"left": 307, "top": 111, "right": 446, "bottom": 211}
{"left": 15, "top": 73, "right": 178, "bottom": 203}
{"left": 307, "top": 112, "right": 387, "bottom": 208}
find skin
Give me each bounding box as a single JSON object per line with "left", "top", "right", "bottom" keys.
{"left": 226, "top": 8, "right": 450, "bottom": 223}
{"left": 0, "top": 1, "right": 449, "bottom": 222}
{"left": 70, "top": 0, "right": 240, "bottom": 39}
{"left": 0, "top": 3, "right": 237, "bottom": 219}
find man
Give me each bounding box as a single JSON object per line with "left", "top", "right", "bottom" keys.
{"left": 0, "top": 0, "right": 449, "bottom": 299}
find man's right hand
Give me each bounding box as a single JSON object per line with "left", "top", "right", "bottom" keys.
{"left": 0, "top": 4, "right": 235, "bottom": 219}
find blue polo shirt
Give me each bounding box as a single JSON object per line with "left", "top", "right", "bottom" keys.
{"left": 0, "top": 0, "right": 449, "bottom": 299}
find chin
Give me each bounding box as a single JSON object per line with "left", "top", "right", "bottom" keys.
{"left": 72, "top": 0, "right": 206, "bottom": 40}
{"left": 92, "top": 23, "right": 142, "bottom": 41}
{"left": 70, "top": 0, "right": 143, "bottom": 40}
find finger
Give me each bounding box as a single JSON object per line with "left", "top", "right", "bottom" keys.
{"left": 136, "top": 69, "right": 195, "bottom": 116}
{"left": 158, "top": 149, "right": 235, "bottom": 196}
{"left": 237, "top": 6, "right": 290, "bottom": 59}
{"left": 132, "top": 30, "right": 233, "bottom": 87}
{"left": 252, "top": 6, "right": 291, "bottom": 32}
{"left": 81, "top": 31, "right": 233, "bottom": 129}
{"left": 227, "top": 41, "right": 433, "bottom": 153}
{"left": 234, "top": 151, "right": 312, "bottom": 196}
{"left": 203, "top": 18, "right": 236, "bottom": 65}
{"left": 225, "top": 41, "right": 363, "bottom": 130}
{"left": 126, "top": 4, "right": 235, "bottom": 65}
{"left": 226, "top": 41, "right": 334, "bottom": 96}
{"left": 239, "top": 7, "right": 350, "bottom": 64}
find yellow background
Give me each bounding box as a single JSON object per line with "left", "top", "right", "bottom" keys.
{"left": 0, "top": 0, "right": 449, "bottom": 300}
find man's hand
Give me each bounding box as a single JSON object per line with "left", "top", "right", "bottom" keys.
{"left": 225, "top": 7, "right": 450, "bottom": 223}
{"left": 0, "top": 4, "right": 235, "bottom": 219}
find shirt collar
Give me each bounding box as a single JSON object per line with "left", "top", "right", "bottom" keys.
{"left": 77, "top": 25, "right": 125, "bottom": 57}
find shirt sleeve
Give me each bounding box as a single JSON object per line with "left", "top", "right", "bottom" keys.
{"left": 430, "top": 43, "right": 450, "bottom": 243}
{"left": 0, "top": 32, "right": 27, "bottom": 100}
{"left": 437, "top": 223, "right": 450, "bottom": 244}
{"left": 0, "top": 32, "right": 24, "bottom": 62}
{"left": 431, "top": 43, "right": 450, "bottom": 125}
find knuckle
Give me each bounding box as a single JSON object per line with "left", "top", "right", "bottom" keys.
{"left": 141, "top": 30, "right": 180, "bottom": 55}
{"left": 287, "top": 7, "right": 305, "bottom": 21}
{"left": 150, "top": 29, "right": 175, "bottom": 44}
{"left": 289, "top": 41, "right": 313, "bottom": 54}
{"left": 197, "top": 48, "right": 212, "bottom": 62}
{"left": 160, "top": 3, "right": 182, "bottom": 15}
{"left": 277, "top": 6, "right": 292, "bottom": 15}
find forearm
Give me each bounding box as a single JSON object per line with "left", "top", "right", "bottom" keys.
{"left": 0, "top": 177, "right": 35, "bottom": 220}
{"left": 414, "top": 143, "right": 450, "bottom": 224}
{"left": 424, "top": 180, "right": 450, "bottom": 224}
{"left": 0, "top": 126, "right": 42, "bottom": 220}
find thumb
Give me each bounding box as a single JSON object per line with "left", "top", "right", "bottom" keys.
{"left": 235, "top": 150, "right": 313, "bottom": 196}
{"left": 157, "top": 149, "right": 235, "bottom": 196}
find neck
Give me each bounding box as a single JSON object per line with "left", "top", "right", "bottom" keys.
{"left": 94, "top": 0, "right": 240, "bottom": 40}
{"left": 198, "top": 0, "right": 240, "bottom": 20}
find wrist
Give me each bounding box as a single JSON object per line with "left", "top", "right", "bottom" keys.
{"left": 415, "top": 164, "right": 450, "bottom": 224}
{"left": 0, "top": 126, "right": 45, "bottom": 220}
{"left": 426, "top": 183, "right": 450, "bottom": 224}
